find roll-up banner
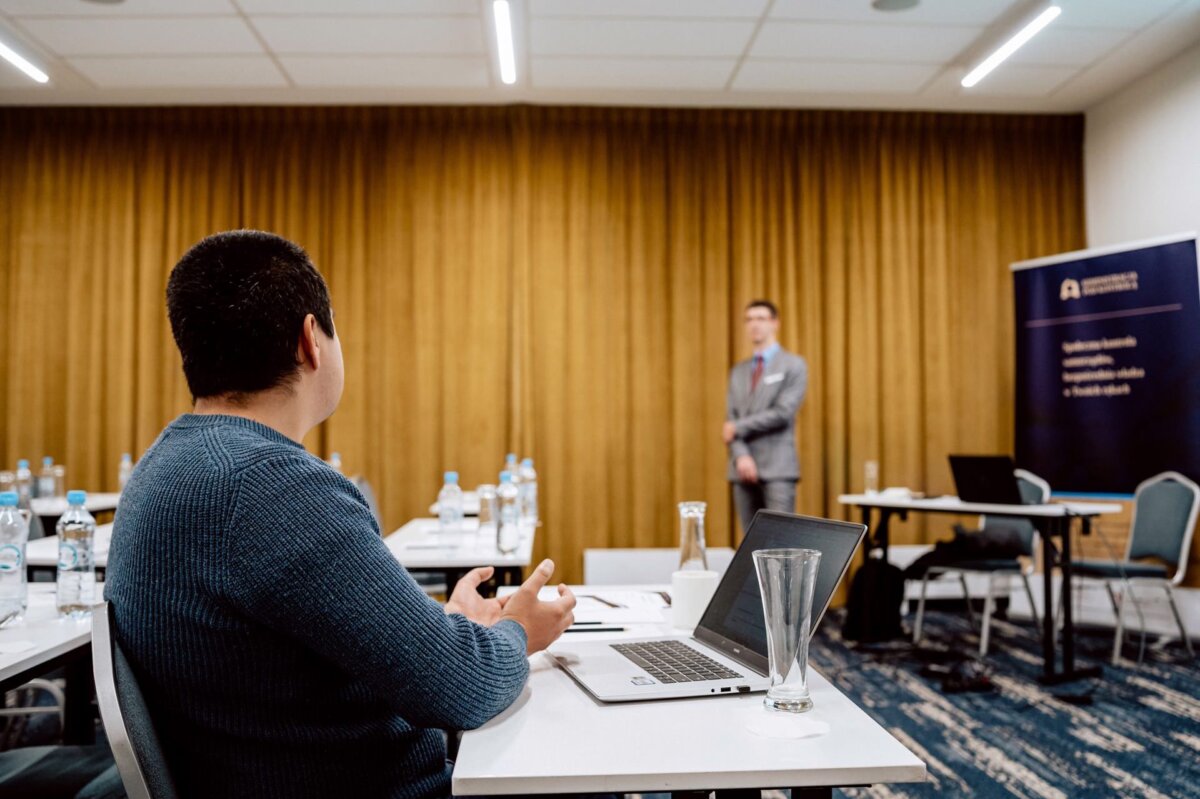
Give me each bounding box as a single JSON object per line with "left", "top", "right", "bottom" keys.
{"left": 1011, "top": 233, "right": 1200, "bottom": 495}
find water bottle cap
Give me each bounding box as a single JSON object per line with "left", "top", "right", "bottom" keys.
{"left": 506, "top": 453, "right": 517, "bottom": 463}
{"left": 43, "top": 456, "right": 53, "bottom": 466}
{"left": 122, "top": 453, "right": 132, "bottom": 462}
{"left": 0, "top": 492, "right": 16, "bottom": 507}
{"left": 499, "top": 471, "right": 513, "bottom": 483}
{"left": 444, "top": 471, "right": 459, "bottom": 484}
{"left": 521, "top": 458, "right": 533, "bottom": 467}
{"left": 17, "top": 459, "right": 28, "bottom": 469}
{"left": 67, "top": 490, "right": 87, "bottom": 505}
{"left": 331, "top": 452, "right": 341, "bottom": 459}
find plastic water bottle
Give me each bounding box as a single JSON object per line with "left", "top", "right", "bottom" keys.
{"left": 502, "top": 453, "right": 518, "bottom": 481}
{"left": 438, "top": 471, "right": 464, "bottom": 533}
{"left": 14, "top": 460, "right": 32, "bottom": 509}
{"left": 118, "top": 453, "right": 134, "bottom": 492}
{"left": 0, "top": 492, "right": 30, "bottom": 623}
{"left": 37, "top": 457, "right": 55, "bottom": 499}
{"left": 497, "top": 471, "right": 520, "bottom": 554}
{"left": 56, "top": 491, "right": 96, "bottom": 619}
{"left": 518, "top": 458, "right": 539, "bottom": 524}
{"left": 328, "top": 452, "right": 343, "bottom": 474}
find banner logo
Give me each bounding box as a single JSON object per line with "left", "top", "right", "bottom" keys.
{"left": 1060, "top": 278, "right": 1081, "bottom": 301}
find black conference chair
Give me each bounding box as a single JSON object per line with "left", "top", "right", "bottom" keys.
{"left": 92, "top": 603, "right": 178, "bottom": 799}
{"left": 912, "top": 469, "right": 1050, "bottom": 657}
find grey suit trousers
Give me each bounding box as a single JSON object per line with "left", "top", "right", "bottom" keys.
{"left": 732, "top": 480, "right": 797, "bottom": 535}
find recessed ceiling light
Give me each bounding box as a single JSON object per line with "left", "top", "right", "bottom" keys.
{"left": 493, "top": 0, "right": 516, "bottom": 86}
{"left": 962, "top": 5, "right": 1061, "bottom": 88}
{"left": 0, "top": 38, "right": 48, "bottom": 84}
{"left": 872, "top": 0, "right": 919, "bottom": 10}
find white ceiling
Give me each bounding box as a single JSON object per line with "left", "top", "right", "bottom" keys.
{"left": 0, "top": 0, "right": 1198, "bottom": 111}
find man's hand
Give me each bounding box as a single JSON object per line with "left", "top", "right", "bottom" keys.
{"left": 736, "top": 454, "right": 759, "bottom": 484}
{"left": 722, "top": 421, "right": 737, "bottom": 444}
{"left": 498, "top": 559, "right": 576, "bottom": 654}
{"left": 444, "top": 566, "right": 508, "bottom": 626}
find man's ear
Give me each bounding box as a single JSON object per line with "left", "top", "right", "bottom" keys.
{"left": 297, "top": 314, "right": 321, "bottom": 371}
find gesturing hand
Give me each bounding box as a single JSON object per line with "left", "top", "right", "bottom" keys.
{"left": 722, "top": 421, "right": 738, "bottom": 444}
{"left": 499, "top": 559, "right": 576, "bottom": 654}
{"left": 444, "top": 566, "right": 507, "bottom": 626}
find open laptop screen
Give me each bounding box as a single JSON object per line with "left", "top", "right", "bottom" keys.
{"left": 692, "top": 511, "right": 866, "bottom": 672}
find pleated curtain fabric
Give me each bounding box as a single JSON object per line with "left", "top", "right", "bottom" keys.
{"left": 0, "top": 106, "right": 1090, "bottom": 583}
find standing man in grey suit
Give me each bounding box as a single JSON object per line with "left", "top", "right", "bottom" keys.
{"left": 723, "top": 299, "right": 808, "bottom": 535}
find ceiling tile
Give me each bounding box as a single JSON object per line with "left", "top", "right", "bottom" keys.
{"left": 530, "top": 0, "right": 767, "bottom": 18}
{"left": 238, "top": 0, "right": 478, "bottom": 14}
{"left": 960, "top": 64, "right": 1078, "bottom": 95}
{"left": 1055, "top": 0, "right": 1184, "bottom": 30}
{"left": 733, "top": 59, "right": 941, "bottom": 92}
{"left": 1005, "top": 26, "right": 1129, "bottom": 67}
{"left": 771, "top": 0, "right": 1016, "bottom": 26}
{"left": 279, "top": 55, "right": 490, "bottom": 87}
{"left": 752, "top": 21, "right": 980, "bottom": 62}
{"left": 0, "top": 59, "right": 52, "bottom": 87}
{"left": 0, "top": 0, "right": 234, "bottom": 15}
{"left": 532, "top": 57, "right": 735, "bottom": 89}
{"left": 68, "top": 55, "right": 286, "bottom": 87}
{"left": 19, "top": 17, "right": 262, "bottom": 56}
{"left": 252, "top": 16, "right": 485, "bottom": 55}
{"left": 531, "top": 18, "right": 756, "bottom": 57}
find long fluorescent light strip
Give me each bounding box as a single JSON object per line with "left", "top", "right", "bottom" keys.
{"left": 0, "top": 39, "right": 48, "bottom": 84}
{"left": 493, "top": 0, "right": 516, "bottom": 85}
{"left": 962, "top": 5, "right": 1060, "bottom": 88}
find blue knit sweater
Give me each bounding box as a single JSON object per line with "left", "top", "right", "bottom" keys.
{"left": 105, "top": 414, "right": 529, "bottom": 798}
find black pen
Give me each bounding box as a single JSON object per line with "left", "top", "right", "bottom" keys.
{"left": 563, "top": 626, "right": 626, "bottom": 633}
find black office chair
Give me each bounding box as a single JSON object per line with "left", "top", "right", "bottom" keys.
{"left": 92, "top": 603, "right": 178, "bottom": 799}
{"left": 912, "top": 469, "right": 1049, "bottom": 657}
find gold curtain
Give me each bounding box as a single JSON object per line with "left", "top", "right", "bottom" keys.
{"left": 1, "top": 106, "right": 1099, "bottom": 584}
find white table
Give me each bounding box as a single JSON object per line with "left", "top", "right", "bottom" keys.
{"left": 452, "top": 584, "right": 925, "bottom": 796}
{"left": 31, "top": 492, "right": 121, "bottom": 518}
{"left": 0, "top": 583, "right": 97, "bottom": 743}
{"left": 26, "top": 523, "right": 112, "bottom": 571}
{"left": 429, "top": 490, "right": 482, "bottom": 517}
{"left": 385, "top": 518, "right": 534, "bottom": 594}
{"left": 838, "top": 493, "right": 1122, "bottom": 685}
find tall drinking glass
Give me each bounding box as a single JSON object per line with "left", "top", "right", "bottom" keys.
{"left": 677, "top": 501, "right": 708, "bottom": 571}
{"left": 753, "top": 548, "right": 821, "bottom": 713}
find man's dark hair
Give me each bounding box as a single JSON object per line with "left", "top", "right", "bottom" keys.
{"left": 745, "top": 299, "right": 778, "bottom": 319}
{"left": 167, "top": 230, "right": 334, "bottom": 400}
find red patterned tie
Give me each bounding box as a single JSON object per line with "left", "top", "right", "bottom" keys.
{"left": 751, "top": 355, "right": 764, "bottom": 392}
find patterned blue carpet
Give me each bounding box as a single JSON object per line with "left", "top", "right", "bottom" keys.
{"left": 809, "top": 609, "right": 1200, "bottom": 799}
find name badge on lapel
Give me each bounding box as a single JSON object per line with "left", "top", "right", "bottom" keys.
{"left": 763, "top": 373, "right": 784, "bottom": 385}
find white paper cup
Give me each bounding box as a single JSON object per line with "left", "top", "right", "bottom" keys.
{"left": 671, "top": 570, "right": 720, "bottom": 630}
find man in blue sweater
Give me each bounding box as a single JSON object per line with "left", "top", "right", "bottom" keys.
{"left": 106, "top": 230, "right": 576, "bottom": 798}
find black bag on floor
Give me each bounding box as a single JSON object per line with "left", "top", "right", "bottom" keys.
{"left": 841, "top": 556, "right": 906, "bottom": 643}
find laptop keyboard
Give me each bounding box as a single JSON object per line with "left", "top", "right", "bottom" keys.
{"left": 611, "top": 640, "right": 742, "bottom": 684}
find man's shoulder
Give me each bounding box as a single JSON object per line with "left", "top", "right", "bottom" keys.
{"left": 778, "top": 349, "right": 808, "bottom": 371}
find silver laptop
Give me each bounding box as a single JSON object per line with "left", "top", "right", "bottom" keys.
{"left": 551, "top": 511, "right": 867, "bottom": 702}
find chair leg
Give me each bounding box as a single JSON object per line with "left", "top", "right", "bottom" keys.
{"left": 958, "top": 573, "right": 976, "bottom": 629}
{"left": 979, "top": 573, "right": 998, "bottom": 657}
{"left": 913, "top": 571, "right": 933, "bottom": 645}
{"left": 1020, "top": 572, "right": 1040, "bottom": 626}
{"left": 1104, "top": 582, "right": 1124, "bottom": 665}
{"left": 1164, "top": 583, "right": 1195, "bottom": 658}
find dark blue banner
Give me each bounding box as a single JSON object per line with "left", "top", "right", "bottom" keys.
{"left": 1013, "top": 236, "right": 1200, "bottom": 495}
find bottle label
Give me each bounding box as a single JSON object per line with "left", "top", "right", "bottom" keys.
{"left": 58, "top": 542, "right": 79, "bottom": 570}
{"left": 0, "top": 544, "right": 22, "bottom": 572}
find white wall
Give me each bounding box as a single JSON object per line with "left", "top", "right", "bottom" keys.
{"left": 1086, "top": 41, "right": 1200, "bottom": 247}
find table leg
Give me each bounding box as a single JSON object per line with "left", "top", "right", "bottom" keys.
{"left": 1039, "top": 518, "right": 1057, "bottom": 681}
{"left": 860, "top": 506, "right": 874, "bottom": 566}
{"left": 1038, "top": 517, "right": 1102, "bottom": 685}
{"left": 63, "top": 647, "right": 95, "bottom": 745}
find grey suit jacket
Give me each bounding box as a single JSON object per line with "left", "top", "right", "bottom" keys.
{"left": 726, "top": 348, "right": 808, "bottom": 482}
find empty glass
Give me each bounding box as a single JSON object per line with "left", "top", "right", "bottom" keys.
{"left": 864, "top": 460, "right": 880, "bottom": 494}
{"left": 476, "top": 484, "right": 498, "bottom": 526}
{"left": 677, "top": 501, "right": 708, "bottom": 571}
{"left": 754, "top": 548, "right": 822, "bottom": 713}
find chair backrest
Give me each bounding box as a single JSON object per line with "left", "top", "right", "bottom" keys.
{"left": 1127, "top": 471, "right": 1200, "bottom": 583}
{"left": 981, "top": 469, "right": 1050, "bottom": 556}
{"left": 583, "top": 547, "right": 736, "bottom": 586}
{"left": 92, "top": 603, "right": 179, "bottom": 799}
{"left": 351, "top": 476, "right": 383, "bottom": 534}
